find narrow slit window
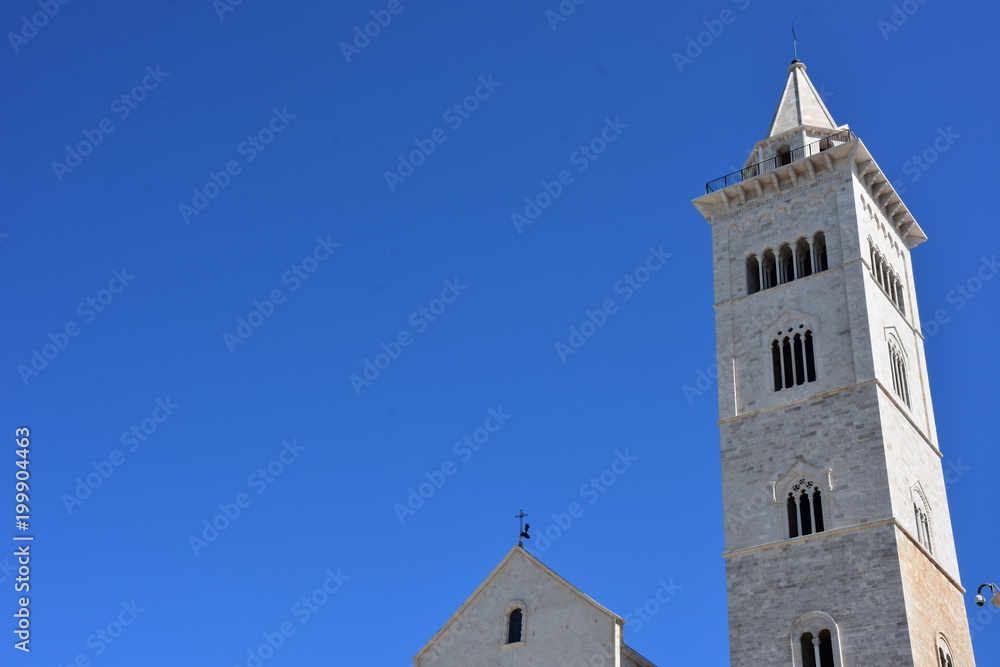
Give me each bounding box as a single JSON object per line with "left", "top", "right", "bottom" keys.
{"left": 779, "top": 243, "right": 795, "bottom": 284}
{"left": 812, "top": 490, "right": 824, "bottom": 532}
{"left": 796, "top": 238, "right": 812, "bottom": 278}
{"left": 801, "top": 633, "right": 817, "bottom": 667}
{"left": 804, "top": 331, "right": 816, "bottom": 382}
{"left": 888, "top": 341, "right": 910, "bottom": 407}
{"left": 799, "top": 490, "right": 813, "bottom": 534}
{"left": 506, "top": 608, "right": 522, "bottom": 644}
{"left": 787, "top": 494, "right": 799, "bottom": 538}
{"left": 746, "top": 255, "right": 760, "bottom": 294}
{"left": 818, "top": 629, "right": 835, "bottom": 666}
{"left": 762, "top": 250, "right": 777, "bottom": 289}
{"left": 772, "top": 341, "right": 783, "bottom": 391}
{"left": 813, "top": 232, "right": 828, "bottom": 272}
{"left": 782, "top": 337, "right": 794, "bottom": 389}
{"left": 793, "top": 334, "right": 806, "bottom": 385}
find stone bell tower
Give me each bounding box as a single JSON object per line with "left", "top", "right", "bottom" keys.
{"left": 692, "top": 60, "right": 975, "bottom": 666}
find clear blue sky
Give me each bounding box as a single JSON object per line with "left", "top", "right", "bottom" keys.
{"left": 3, "top": 1, "right": 998, "bottom": 664}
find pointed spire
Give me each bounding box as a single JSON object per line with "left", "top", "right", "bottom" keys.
{"left": 766, "top": 60, "right": 838, "bottom": 137}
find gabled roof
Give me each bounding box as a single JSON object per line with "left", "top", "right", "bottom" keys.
{"left": 767, "top": 60, "right": 838, "bottom": 137}
{"left": 413, "top": 546, "right": 624, "bottom": 661}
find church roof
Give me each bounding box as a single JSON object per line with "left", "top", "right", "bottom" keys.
{"left": 413, "top": 545, "right": 627, "bottom": 662}
{"left": 767, "top": 60, "right": 838, "bottom": 137}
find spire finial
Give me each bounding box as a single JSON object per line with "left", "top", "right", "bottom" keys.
{"left": 792, "top": 23, "right": 798, "bottom": 61}
{"left": 515, "top": 510, "right": 530, "bottom": 547}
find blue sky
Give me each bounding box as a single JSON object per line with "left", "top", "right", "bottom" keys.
{"left": 3, "top": 0, "right": 999, "bottom": 664}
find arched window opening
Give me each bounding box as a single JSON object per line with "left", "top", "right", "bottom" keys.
{"left": 782, "top": 337, "right": 794, "bottom": 388}
{"left": 914, "top": 503, "right": 931, "bottom": 550}
{"left": 912, "top": 485, "right": 933, "bottom": 554}
{"left": 506, "top": 607, "right": 523, "bottom": 644}
{"left": 804, "top": 331, "right": 817, "bottom": 382}
{"left": 792, "top": 612, "right": 841, "bottom": 667}
{"left": 746, "top": 255, "right": 761, "bottom": 295}
{"left": 796, "top": 238, "right": 813, "bottom": 278}
{"left": 793, "top": 333, "right": 806, "bottom": 385}
{"left": 777, "top": 144, "right": 792, "bottom": 166}
{"left": 937, "top": 635, "right": 954, "bottom": 667}
{"left": 787, "top": 478, "right": 825, "bottom": 538}
{"left": 812, "top": 489, "right": 824, "bottom": 532}
{"left": 779, "top": 243, "right": 795, "bottom": 284}
{"left": 869, "top": 240, "right": 908, "bottom": 312}
{"left": 813, "top": 232, "right": 828, "bottom": 272}
{"left": 787, "top": 494, "right": 799, "bottom": 538}
{"left": 799, "top": 630, "right": 835, "bottom": 667}
{"left": 818, "top": 630, "right": 835, "bottom": 666}
{"left": 888, "top": 341, "right": 910, "bottom": 407}
{"left": 799, "top": 490, "right": 813, "bottom": 534}
{"left": 772, "top": 341, "right": 783, "bottom": 392}
{"left": 773, "top": 326, "right": 817, "bottom": 391}
{"left": 800, "top": 633, "right": 816, "bottom": 667}
{"left": 762, "top": 250, "right": 778, "bottom": 289}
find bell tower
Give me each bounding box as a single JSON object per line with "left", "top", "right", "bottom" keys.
{"left": 692, "top": 61, "right": 975, "bottom": 666}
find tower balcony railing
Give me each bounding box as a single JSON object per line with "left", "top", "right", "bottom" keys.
{"left": 705, "top": 129, "right": 856, "bottom": 194}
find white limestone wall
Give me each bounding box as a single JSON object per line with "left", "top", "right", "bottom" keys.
{"left": 712, "top": 170, "right": 854, "bottom": 421}
{"left": 416, "top": 553, "right": 622, "bottom": 667}
{"left": 697, "top": 141, "right": 972, "bottom": 665}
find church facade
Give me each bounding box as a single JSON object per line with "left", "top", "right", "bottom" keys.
{"left": 415, "top": 61, "right": 975, "bottom": 666}
{"left": 413, "top": 546, "right": 657, "bottom": 666}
